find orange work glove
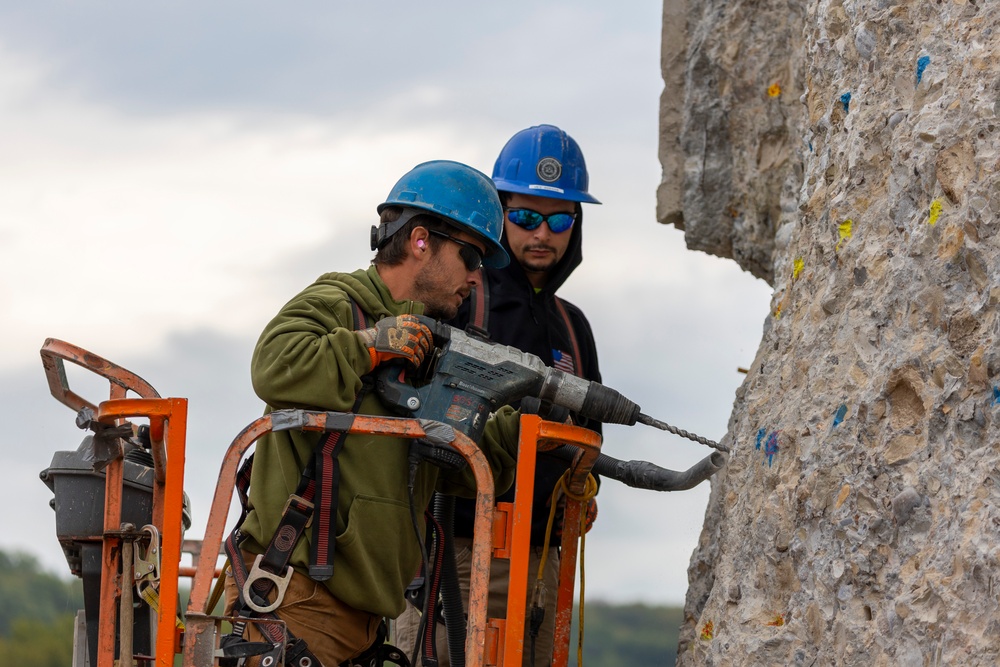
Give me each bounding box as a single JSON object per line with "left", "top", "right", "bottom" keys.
{"left": 357, "top": 314, "right": 433, "bottom": 369}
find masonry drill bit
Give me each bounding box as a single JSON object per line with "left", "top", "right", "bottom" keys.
{"left": 637, "top": 413, "right": 729, "bottom": 452}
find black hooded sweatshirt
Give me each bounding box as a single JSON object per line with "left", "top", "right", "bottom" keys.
{"left": 448, "top": 208, "right": 602, "bottom": 545}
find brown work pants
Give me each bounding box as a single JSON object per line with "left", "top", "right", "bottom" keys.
{"left": 393, "top": 537, "right": 560, "bottom": 667}
{"left": 223, "top": 554, "right": 382, "bottom": 667}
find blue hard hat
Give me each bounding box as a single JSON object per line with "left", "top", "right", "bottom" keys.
{"left": 375, "top": 160, "right": 509, "bottom": 268}
{"left": 492, "top": 125, "right": 601, "bottom": 204}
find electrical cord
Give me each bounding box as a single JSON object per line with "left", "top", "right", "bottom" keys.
{"left": 539, "top": 471, "right": 599, "bottom": 667}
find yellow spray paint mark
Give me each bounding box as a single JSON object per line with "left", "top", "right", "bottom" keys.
{"left": 928, "top": 199, "right": 942, "bottom": 226}
{"left": 836, "top": 219, "right": 853, "bottom": 251}
{"left": 792, "top": 257, "right": 804, "bottom": 280}
{"left": 766, "top": 614, "right": 785, "bottom": 627}
{"left": 773, "top": 303, "right": 782, "bottom": 320}
{"left": 700, "top": 620, "right": 715, "bottom": 641}
{"left": 768, "top": 82, "right": 782, "bottom": 98}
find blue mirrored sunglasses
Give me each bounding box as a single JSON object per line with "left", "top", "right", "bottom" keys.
{"left": 428, "top": 230, "right": 484, "bottom": 272}
{"left": 506, "top": 208, "right": 577, "bottom": 234}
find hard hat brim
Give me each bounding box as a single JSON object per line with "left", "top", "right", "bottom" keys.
{"left": 493, "top": 179, "right": 601, "bottom": 205}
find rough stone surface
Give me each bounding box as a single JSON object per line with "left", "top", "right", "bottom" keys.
{"left": 661, "top": 0, "right": 1000, "bottom": 664}
{"left": 657, "top": 0, "right": 807, "bottom": 282}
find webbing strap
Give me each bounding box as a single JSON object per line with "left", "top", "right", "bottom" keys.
{"left": 309, "top": 428, "right": 346, "bottom": 579}
{"left": 553, "top": 296, "right": 583, "bottom": 378}
{"left": 468, "top": 269, "right": 489, "bottom": 329}
{"left": 306, "top": 299, "right": 373, "bottom": 578}
{"left": 223, "top": 297, "right": 376, "bottom": 659}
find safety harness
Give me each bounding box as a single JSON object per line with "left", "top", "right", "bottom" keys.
{"left": 221, "top": 300, "right": 409, "bottom": 667}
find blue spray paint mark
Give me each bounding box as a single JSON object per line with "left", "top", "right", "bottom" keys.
{"left": 916, "top": 55, "right": 930, "bottom": 85}
{"left": 764, "top": 431, "right": 780, "bottom": 467}
{"left": 840, "top": 92, "right": 852, "bottom": 113}
{"left": 832, "top": 404, "right": 848, "bottom": 428}
{"left": 993, "top": 386, "right": 1000, "bottom": 405}
{"left": 755, "top": 428, "right": 767, "bottom": 450}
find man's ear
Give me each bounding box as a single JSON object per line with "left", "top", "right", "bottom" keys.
{"left": 410, "top": 226, "right": 430, "bottom": 260}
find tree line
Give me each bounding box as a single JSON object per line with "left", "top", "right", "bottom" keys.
{"left": 0, "top": 550, "right": 82, "bottom": 666}
{"left": 0, "top": 548, "right": 682, "bottom": 666}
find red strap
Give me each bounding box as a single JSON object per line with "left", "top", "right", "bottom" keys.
{"left": 309, "top": 299, "right": 372, "bottom": 578}
{"left": 554, "top": 297, "right": 584, "bottom": 378}
{"left": 468, "top": 269, "right": 488, "bottom": 329}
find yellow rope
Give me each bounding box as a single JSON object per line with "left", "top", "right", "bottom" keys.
{"left": 537, "top": 471, "right": 599, "bottom": 666}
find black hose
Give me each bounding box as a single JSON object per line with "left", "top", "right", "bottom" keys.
{"left": 550, "top": 448, "right": 724, "bottom": 492}
{"left": 434, "top": 493, "right": 466, "bottom": 667}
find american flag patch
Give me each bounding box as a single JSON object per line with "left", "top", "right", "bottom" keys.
{"left": 552, "top": 349, "right": 575, "bottom": 374}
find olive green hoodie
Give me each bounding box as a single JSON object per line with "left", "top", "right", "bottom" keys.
{"left": 241, "top": 265, "right": 519, "bottom": 618}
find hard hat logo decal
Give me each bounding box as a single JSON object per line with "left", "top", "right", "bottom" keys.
{"left": 536, "top": 157, "right": 562, "bottom": 183}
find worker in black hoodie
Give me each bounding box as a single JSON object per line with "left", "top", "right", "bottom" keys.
{"left": 395, "top": 124, "right": 603, "bottom": 667}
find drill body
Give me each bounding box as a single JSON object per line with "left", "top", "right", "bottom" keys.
{"left": 375, "top": 317, "right": 640, "bottom": 443}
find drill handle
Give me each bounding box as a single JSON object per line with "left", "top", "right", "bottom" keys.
{"left": 412, "top": 314, "right": 452, "bottom": 346}
{"left": 374, "top": 363, "right": 422, "bottom": 415}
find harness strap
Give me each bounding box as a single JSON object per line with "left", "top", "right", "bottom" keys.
{"left": 309, "top": 426, "right": 347, "bottom": 580}
{"left": 223, "top": 298, "right": 377, "bottom": 664}
{"left": 246, "top": 299, "right": 374, "bottom": 595}
{"left": 310, "top": 300, "right": 373, "bottom": 578}
{"left": 553, "top": 296, "right": 583, "bottom": 378}
{"left": 468, "top": 269, "right": 489, "bottom": 330}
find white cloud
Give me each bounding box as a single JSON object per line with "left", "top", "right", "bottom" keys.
{"left": 0, "top": 46, "right": 504, "bottom": 369}
{"left": 0, "top": 6, "right": 774, "bottom": 607}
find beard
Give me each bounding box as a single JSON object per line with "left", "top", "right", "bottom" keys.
{"left": 517, "top": 243, "right": 560, "bottom": 274}
{"left": 412, "top": 255, "right": 463, "bottom": 320}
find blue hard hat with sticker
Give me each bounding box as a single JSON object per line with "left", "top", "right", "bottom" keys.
{"left": 491, "top": 125, "right": 600, "bottom": 205}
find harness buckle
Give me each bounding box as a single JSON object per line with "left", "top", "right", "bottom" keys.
{"left": 242, "top": 554, "right": 294, "bottom": 613}
{"left": 283, "top": 493, "right": 315, "bottom": 529}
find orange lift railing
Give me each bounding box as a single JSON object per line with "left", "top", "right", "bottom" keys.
{"left": 183, "top": 410, "right": 499, "bottom": 667}
{"left": 41, "top": 339, "right": 607, "bottom": 667}
{"left": 41, "top": 339, "right": 185, "bottom": 667}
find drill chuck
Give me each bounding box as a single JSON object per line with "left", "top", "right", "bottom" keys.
{"left": 582, "top": 382, "right": 641, "bottom": 425}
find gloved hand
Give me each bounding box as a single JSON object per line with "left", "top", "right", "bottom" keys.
{"left": 357, "top": 315, "right": 434, "bottom": 370}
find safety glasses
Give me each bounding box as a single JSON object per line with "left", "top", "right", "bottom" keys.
{"left": 506, "top": 208, "right": 576, "bottom": 234}
{"left": 429, "top": 230, "right": 484, "bottom": 272}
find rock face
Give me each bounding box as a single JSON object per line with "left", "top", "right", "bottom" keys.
{"left": 660, "top": 0, "right": 1000, "bottom": 664}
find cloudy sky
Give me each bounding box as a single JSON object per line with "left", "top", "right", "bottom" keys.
{"left": 0, "top": 2, "right": 773, "bottom": 605}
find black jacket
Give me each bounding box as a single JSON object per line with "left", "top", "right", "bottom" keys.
{"left": 448, "top": 208, "right": 602, "bottom": 545}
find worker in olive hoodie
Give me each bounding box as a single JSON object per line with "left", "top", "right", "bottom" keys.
{"left": 224, "top": 160, "right": 521, "bottom": 667}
